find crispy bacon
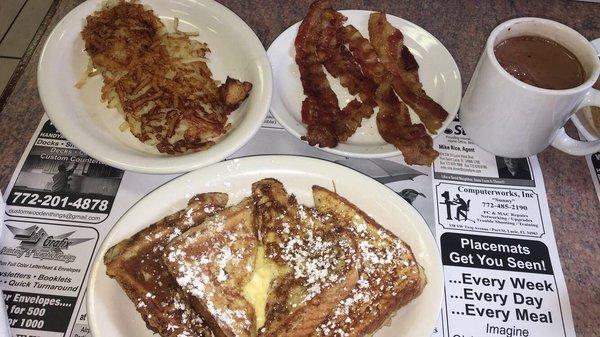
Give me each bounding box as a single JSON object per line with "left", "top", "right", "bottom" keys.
{"left": 295, "top": 0, "right": 342, "bottom": 147}
{"left": 297, "top": 2, "right": 374, "bottom": 146}
{"left": 298, "top": 64, "right": 338, "bottom": 106}
{"left": 368, "top": 12, "right": 448, "bottom": 133}
{"left": 301, "top": 95, "right": 337, "bottom": 130}
{"left": 219, "top": 77, "right": 253, "bottom": 113}
{"left": 324, "top": 44, "right": 378, "bottom": 107}
{"left": 400, "top": 44, "right": 421, "bottom": 90}
{"left": 303, "top": 123, "right": 338, "bottom": 148}
{"left": 334, "top": 99, "right": 374, "bottom": 142}
{"left": 317, "top": 8, "right": 376, "bottom": 137}
{"left": 301, "top": 98, "right": 372, "bottom": 146}
{"left": 375, "top": 82, "right": 438, "bottom": 166}
{"left": 316, "top": 9, "right": 346, "bottom": 62}
{"left": 295, "top": 1, "right": 327, "bottom": 62}
{"left": 341, "top": 24, "right": 437, "bottom": 164}
{"left": 298, "top": 63, "right": 340, "bottom": 147}
{"left": 295, "top": 2, "right": 441, "bottom": 165}
{"left": 341, "top": 25, "right": 389, "bottom": 84}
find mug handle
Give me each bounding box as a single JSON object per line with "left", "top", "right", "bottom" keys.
{"left": 551, "top": 38, "right": 600, "bottom": 155}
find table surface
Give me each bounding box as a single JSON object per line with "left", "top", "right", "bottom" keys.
{"left": 0, "top": 0, "right": 598, "bottom": 335}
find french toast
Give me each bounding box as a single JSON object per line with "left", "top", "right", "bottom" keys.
{"left": 311, "top": 186, "right": 427, "bottom": 337}
{"left": 104, "top": 192, "right": 228, "bottom": 337}
{"left": 252, "top": 179, "right": 360, "bottom": 337}
{"left": 163, "top": 197, "right": 258, "bottom": 337}
{"left": 105, "top": 178, "right": 427, "bottom": 337}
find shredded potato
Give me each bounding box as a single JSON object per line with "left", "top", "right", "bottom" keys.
{"left": 80, "top": 0, "right": 252, "bottom": 154}
{"left": 75, "top": 60, "right": 98, "bottom": 88}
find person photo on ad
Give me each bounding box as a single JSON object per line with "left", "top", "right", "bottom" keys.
{"left": 496, "top": 157, "right": 532, "bottom": 180}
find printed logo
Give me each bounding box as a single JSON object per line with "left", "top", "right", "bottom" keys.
{"left": 439, "top": 190, "right": 474, "bottom": 223}
{"left": 0, "top": 224, "right": 93, "bottom": 263}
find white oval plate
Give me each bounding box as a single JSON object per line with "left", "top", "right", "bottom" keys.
{"left": 87, "top": 155, "right": 443, "bottom": 337}
{"left": 38, "top": 0, "right": 272, "bottom": 174}
{"left": 268, "top": 10, "right": 461, "bottom": 159}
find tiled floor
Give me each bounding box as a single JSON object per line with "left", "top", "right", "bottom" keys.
{"left": 0, "top": 0, "right": 54, "bottom": 96}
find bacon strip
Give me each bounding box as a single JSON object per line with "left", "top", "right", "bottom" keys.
{"left": 400, "top": 43, "right": 421, "bottom": 91}
{"left": 314, "top": 8, "right": 377, "bottom": 109}
{"left": 296, "top": 0, "right": 341, "bottom": 147}
{"left": 342, "top": 24, "right": 437, "bottom": 164}
{"left": 295, "top": 3, "right": 440, "bottom": 164}
{"left": 316, "top": 8, "right": 377, "bottom": 140}
{"left": 368, "top": 12, "right": 448, "bottom": 133}
{"left": 335, "top": 99, "right": 374, "bottom": 142}
{"left": 316, "top": 9, "right": 346, "bottom": 62}
{"left": 376, "top": 82, "right": 438, "bottom": 166}
{"left": 323, "top": 44, "right": 378, "bottom": 107}
{"left": 341, "top": 25, "right": 389, "bottom": 85}
{"left": 297, "top": 2, "right": 375, "bottom": 147}
{"left": 301, "top": 97, "right": 338, "bottom": 147}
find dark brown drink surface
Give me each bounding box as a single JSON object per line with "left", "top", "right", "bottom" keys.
{"left": 494, "top": 35, "right": 586, "bottom": 90}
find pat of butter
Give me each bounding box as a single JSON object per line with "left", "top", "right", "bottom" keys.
{"left": 243, "top": 246, "right": 278, "bottom": 330}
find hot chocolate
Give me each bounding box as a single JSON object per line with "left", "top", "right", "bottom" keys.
{"left": 494, "top": 35, "right": 586, "bottom": 90}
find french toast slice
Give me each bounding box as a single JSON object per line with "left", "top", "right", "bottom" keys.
{"left": 252, "top": 179, "right": 360, "bottom": 337}
{"left": 104, "top": 192, "right": 228, "bottom": 337}
{"left": 311, "top": 186, "right": 427, "bottom": 337}
{"left": 163, "top": 197, "right": 258, "bottom": 337}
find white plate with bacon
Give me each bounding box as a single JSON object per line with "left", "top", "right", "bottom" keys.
{"left": 268, "top": 8, "right": 461, "bottom": 164}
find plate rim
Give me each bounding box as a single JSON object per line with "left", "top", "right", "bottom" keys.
{"left": 267, "top": 9, "right": 462, "bottom": 159}
{"left": 572, "top": 111, "right": 600, "bottom": 141}
{"left": 86, "top": 154, "right": 443, "bottom": 337}
{"left": 37, "top": 0, "right": 273, "bottom": 174}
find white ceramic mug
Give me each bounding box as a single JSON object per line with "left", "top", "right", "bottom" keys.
{"left": 461, "top": 17, "right": 600, "bottom": 158}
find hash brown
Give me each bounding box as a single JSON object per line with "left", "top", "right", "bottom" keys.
{"left": 81, "top": 1, "right": 252, "bottom": 154}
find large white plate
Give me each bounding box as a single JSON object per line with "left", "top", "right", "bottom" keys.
{"left": 87, "top": 155, "right": 443, "bottom": 337}
{"left": 38, "top": 0, "right": 272, "bottom": 174}
{"left": 268, "top": 10, "right": 461, "bottom": 159}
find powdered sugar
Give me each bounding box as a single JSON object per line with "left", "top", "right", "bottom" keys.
{"left": 315, "top": 192, "right": 418, "bottom": 336}
{"left": 275, "top": 221, "right": 355, "bottom": 303}
{"left": 166, "top": 202, "right": 256, "bottom": 336}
